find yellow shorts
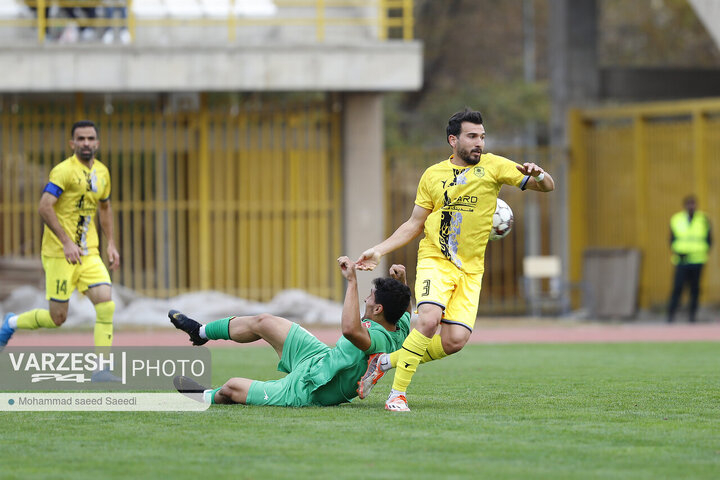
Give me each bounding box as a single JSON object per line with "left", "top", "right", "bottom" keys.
{"left": 415, "top": 257, "right": 483, "bottom": 331}
{"left": 42, "top": 255, "right": 112, "bottom": 302}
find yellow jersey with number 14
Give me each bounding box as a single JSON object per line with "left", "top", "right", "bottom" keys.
{"left": 41, "top": 155, "right": 111, "bottom": 258}
{"left": 415, "top": 153, "right": 528, "bottom": 274}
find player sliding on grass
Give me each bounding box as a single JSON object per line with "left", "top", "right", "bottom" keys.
{"left": 355, "top": 108, "right": 555, "bottom": 412}
{"left": 170, "top": 257, "right": 411, "bottom": 407}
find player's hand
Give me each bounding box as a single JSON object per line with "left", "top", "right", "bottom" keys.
{"left": 337, "top": 256, "right": 357, "bottom": 280}
{"left": 107, "top": 243, "right": 120, "bottom": 270}
{"left": 389, "top": 264, "right": 407, "bottom": 285}
{"left": 356, "top": 248, "right": 381, "bottom": 271}
{"left": 516, "top": 162, "right": 545, "bottom": 178}
{"left": 63, "top": 241, "right": 83, "bottom": 265}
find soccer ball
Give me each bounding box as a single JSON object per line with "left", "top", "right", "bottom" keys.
{"left": 489, "top": 198, "right": 514, "bottom": 241}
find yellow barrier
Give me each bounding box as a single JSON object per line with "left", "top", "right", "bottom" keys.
{"left": 6, "top": 0, "right": 414, "bottom": 43}
{"left": 569, "top": 98, "right": 720, "bottom": 310}
{"left": 0, "top": 95, "right": 344, "bottom": 301}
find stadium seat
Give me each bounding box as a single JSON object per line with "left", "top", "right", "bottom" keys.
{"left": 166, "top": 0, "right": 203, "bottom": 19}
{"left": 522, "top": 255, "right": 566, "bottom": 317}
{"left": 132, "top": 0, "right": 168, "bottom": 19}
{"left": 0, "top": 0, "right": 29, "bottom": 19}
{"left": 200, "top": 0, "right": 229, "bottom": 19}
{"left": 233, "top": 0, "right": 277, "bottom": 17}
{"left": 131, "top": 0, "right": 277, "bottom": 21}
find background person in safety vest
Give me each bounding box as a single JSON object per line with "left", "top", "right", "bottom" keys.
{"left": 667, "top": 195, "right": 712, "bottom": 323}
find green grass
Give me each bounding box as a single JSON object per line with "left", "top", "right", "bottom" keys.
{"left": 2, "top": 342, "right": 719, "bottom": 480}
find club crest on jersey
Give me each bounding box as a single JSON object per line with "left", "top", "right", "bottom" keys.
{"left": 362, "top": 320, "right": 371, "bottom": 329}
{"left": 474, "top": 167, "right": 485, "bottom": 178}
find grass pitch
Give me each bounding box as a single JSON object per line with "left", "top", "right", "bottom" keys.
{"left": 2, "top": 341, "right": 719, "bottom": 479}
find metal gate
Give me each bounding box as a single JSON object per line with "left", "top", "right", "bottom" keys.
{"left": 0, "top": 94, "right": 343, "bottom": 301}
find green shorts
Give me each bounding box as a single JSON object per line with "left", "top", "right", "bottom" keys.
{"left": 245, "top": 323, "right": 331, "bottom": 407}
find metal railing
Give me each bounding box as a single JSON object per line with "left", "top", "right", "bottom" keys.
{"left": 0, "top": 94, "right": 344, "bottom": 301}
{"left": 3, "top": 0, "right": 414, "bottom": 43}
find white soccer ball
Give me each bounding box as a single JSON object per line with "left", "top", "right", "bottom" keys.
{"left": 489, "top": 198, "right": 514, "bottom": 241}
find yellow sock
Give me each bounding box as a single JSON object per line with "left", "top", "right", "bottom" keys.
{"left": 16, "top": 309, "right": 58, "bottom": 329}
{"left": 420, "top": 335, "right": 448, "bottom": 364}
{"left": 389, "top": 335, "right": 447, "bottom": 367}
{"left": 389, "top": 349, "right": 400, "bottom": 368}
{"left": 94, "top": 301, "right": 115, "bottom": 348}
{"left": 391, "top": 329, "right": 431, "bottom": 393}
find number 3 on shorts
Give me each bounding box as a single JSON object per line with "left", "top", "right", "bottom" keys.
{"left": 422, "top": 279, "right": 431, "bottom": 297}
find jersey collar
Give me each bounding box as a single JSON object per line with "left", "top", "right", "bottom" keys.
{"left": 72, "top": 154, "right": 95, "bottom": 170}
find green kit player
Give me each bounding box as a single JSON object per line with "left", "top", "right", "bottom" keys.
{"left": 170, "top": 257, "right": 411, "bottom": 407}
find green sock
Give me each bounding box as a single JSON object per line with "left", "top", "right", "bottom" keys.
{"left": 209, "top": 387, "right": 222, "bottom": 404}
{"left": 205, "top": 317, "right": 233, "bottom": 340}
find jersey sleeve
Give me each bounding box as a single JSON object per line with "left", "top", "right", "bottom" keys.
{"left": 365, "top": 327, "right": 393, "bottom": 354}
{"left": 365, "top": 312, "right": 411, "bottom": 354}
{"left": 496, "top": 156, "right": 528, "bottom": 188}
{"left": 46, "top": 165, "right": 69, "bottom": 197}
{"left": 414, "top": 169, "right": 434, "bottom": 210}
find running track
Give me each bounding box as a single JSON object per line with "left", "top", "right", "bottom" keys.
{"left": 7, "top": 321, "right": 720, "bottom": 347}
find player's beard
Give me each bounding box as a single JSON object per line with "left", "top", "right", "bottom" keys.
{"left": 457, "top": 146, "right": 482, "bottom": 165}
{"left": 76, "top": 148, "right": 95, "bottom": 162}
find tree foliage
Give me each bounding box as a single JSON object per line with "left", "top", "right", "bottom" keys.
{"left": 389, "top": 0, "right": 720, "bottom": 149}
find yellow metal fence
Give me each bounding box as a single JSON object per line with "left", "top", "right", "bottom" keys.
{"left": 7, "top": 0, "right": 414, "bottom": 43}
{"left": 569, "top": 98, "right": 720, "bottom": 310}
{"left": 0, "top": 96, "right": 344, "bottom": 301}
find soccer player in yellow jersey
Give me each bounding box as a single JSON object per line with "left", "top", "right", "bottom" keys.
{"left": 354, "top": 108, "right": 555, "bottom": 411}
{"left": 0, "top": 121, "right": 120, "bottom": 381}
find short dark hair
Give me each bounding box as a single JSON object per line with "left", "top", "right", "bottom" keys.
{"left": 446, "top": 108, "right": 483, "bottom": 142}
{"left": 71, "top": 120, "right": 98, "bottom": 138}
{"left": 372, "top": 277, "right": 411, "bottom": 325}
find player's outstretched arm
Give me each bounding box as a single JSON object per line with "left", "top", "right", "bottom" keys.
{"left": 356, "top": 205, "right": 430, "bottom": 271}
{"left": 516, "top": 162, "right": 555, "bottom": 192}
{"left": 338, "top": 256, "right": 371, "bottom": 351}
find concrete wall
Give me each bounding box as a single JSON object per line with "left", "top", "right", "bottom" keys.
{"left": 0, "top": 43, "right": 422, "bottom": 92}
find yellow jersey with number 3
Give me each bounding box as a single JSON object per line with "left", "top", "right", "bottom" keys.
{"left": 41, "top": 155, "right": 111, "bottom": 258}
{"left": 415, "top": 154, "right": 528, "bottom": 274}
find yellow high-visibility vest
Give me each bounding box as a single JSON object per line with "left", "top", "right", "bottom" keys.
{"left": 670, "top": 211, "right": 711, "bottom": 265}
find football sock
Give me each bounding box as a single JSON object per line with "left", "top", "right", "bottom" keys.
{"left": 388, "top": 388, "right": 405, "bottom": 400}
{"left": 391, "top": 329, "right": 431, "bottom": 393}
{"left": 205, "top": 317, "right": 233, "bottom": 340}
{"left": 16, "top": 309, "right": 58, "bottom": 329}
{"left": 420, "top": 334, "right": 447, "bottom": 364}
{"left": 388, "top": 349, "right": 399, "bottom": 369}
{"left": 206, "top": 387, "right": 222, "bottom": 404}
{"left": 199, "top": 325, "right": 208, "bottom": 339}
{"left": 378, "top": 353, "right": 392, "bottom": 372}
{"left": 94, "top": 301, "right": 115, "bottom": 348}
{"left": 7, "top": 315, "right": 18, "bottom": 329}
{"left": 389, "top": 334, "right": 448, "bottom": 366}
